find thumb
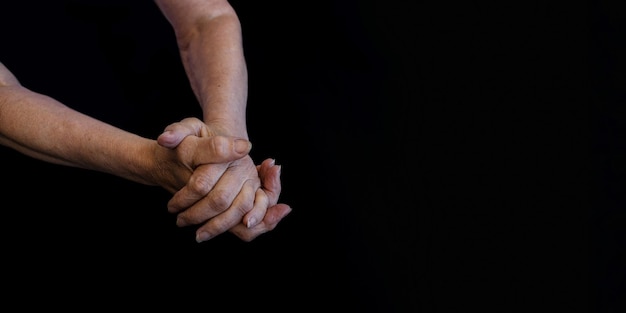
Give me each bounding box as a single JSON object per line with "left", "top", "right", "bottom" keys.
{"left": 191, "top": 135, "right": 252, "bottom": 165}
{"left": 157, "top": 130, "right": 187, "bottom": 149}
{"left": 157, "top": 117, "right": 205, "bottom": 149}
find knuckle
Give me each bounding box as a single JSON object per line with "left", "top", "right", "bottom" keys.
{"left": 256, "top": 189, "right": 269, "bottom": 205}
{"left": 206, "top": 190, "right": 230, "bottom": 212}
{"left": 180, "top": 207, "right": 212, "bottom": 226}
{"left": 236, "top": 196, "right": 254, "bottom": 215}
{"left": 235, "top": 202, "right": 253, "bottom": 216}
{"left": 175, "top": 136, "right": 195, "bottom": 156}
{"left": 188, "top": 173, "right": 213, "bottom": 195}
{"left": 210, "top": 136, "right": 230, "bottom": 159}
{"left": 235, "top": 180, "right": 257, "bottom": 214}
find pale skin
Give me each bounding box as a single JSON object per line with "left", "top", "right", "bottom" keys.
{"left": 0, "top": 0, "right": 292, "bottom": 242}
{"left": 154, "top": 0, "right": 288, "bottom": 241}
{"left": 158, "top": 117, "right": 292, "bottom": 242}
{"left": 0, "top": 62, "right": 290, "bottom": 242}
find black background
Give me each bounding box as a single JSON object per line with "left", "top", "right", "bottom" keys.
{"left": 0, "top": 0, "right": 622, "bottom": 312}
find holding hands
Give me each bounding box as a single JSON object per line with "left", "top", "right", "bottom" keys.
{"left": 0, "top": 0, "right": 291, "bottom": 244}
{"left": 155, "top": 117, "right": 291, "bottom": 242}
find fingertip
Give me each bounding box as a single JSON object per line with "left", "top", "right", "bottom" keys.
{"left": 158, "top": 130, "right": 189, "bottom": 149}
{"left": 263, "top": 158, "right": 273, "bottom": 171}
{"left": 275, "top": 164, "right": 282, "bottom": 177}
{"left": 260, "top": 159, "right": 280, "bottom": 179}
{"left": 283, "top": 205, "right": 293, "bottom": 217}
{"left": 259, "top": 158, "right": 274, "bottom": 170}
{"left": 266, "top": 204, "right": 291, "bottom": 222}
{"left": 176, "top": 216, "right": 188, "bottom": 227}
{"left": 246, "top": 217, "right": 257, "bottom": 228}
{"left": 196, "top": 231, "right": 211, "bottom": 243}
{"left": 157, "top": 130, "right": 176, "bottom": 148}
{"left": 234, "top": 139, "right": 252, "bottom": 154}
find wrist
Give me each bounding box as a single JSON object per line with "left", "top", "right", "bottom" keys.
{"left": 203, "top": 117, "right": 248, "bottom": 140}
{"left": 125, "top": 138, "right": 164, "bottom": 187}
{"left": 138, "top": 139, "right": 190, "bottom": 193}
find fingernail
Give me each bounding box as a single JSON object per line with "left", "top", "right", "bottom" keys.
{"left": 247, "top": 217, "right": 257, "bottom": 228}
{"left": 196, "top": 232, "right": 211, "bottom": 243}
{"left": 277, "top": 165, "right": 282, "bottom": 175}
{"left": 235, "top": 139, "right": 252, "bottom": 153}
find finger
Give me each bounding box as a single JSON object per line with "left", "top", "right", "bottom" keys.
{"left": 191, "top": 135, "right": 251, "bottom": 165}
{"left": 259, "top": 159, "right": 282, "bottom": 206}
{"left": 157, "top": 117, "right": 204, "bottom": 148}
{"left": 176, "top": 168, "right": 259, "bottom": 226}
{"left": 167, "top": 163, "right": 228, "bottom": 213}
{"left": 257, "top": 158, "right": 274, "bottom": 178}
{"left": 242, "top": 188, "right": 269, "bottom": 228}
{"left": 228, "top": 203, "right": 292, "bottom": 242}
{"left": 194, "top": 179, "right": 259, "bottom": 243}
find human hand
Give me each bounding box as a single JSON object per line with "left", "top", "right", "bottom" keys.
{"left": 157, "top": 117, "right": 291, "bottom": 242}
{"left": 227, "top": 157, "right": 292, "bottom": 242}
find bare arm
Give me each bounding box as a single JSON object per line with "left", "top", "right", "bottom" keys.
{"left": 154, "top": 0, "right": 248, "bottom": 138}
{"left": 0, "top": 62, "right": 250, "bottom": 191}
{"left": 153, "top": 0, "right": 292, "bottom": 241}
{"left": 0, "top": 62, "right": 160, "bottom": 185}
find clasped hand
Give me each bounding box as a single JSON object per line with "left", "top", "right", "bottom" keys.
{"left": 150, "top": 117, "right": 291, "bottom": 242}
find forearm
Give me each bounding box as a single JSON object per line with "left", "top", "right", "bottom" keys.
{"left": 155, "top": 0, "right": 248, "bottom": 138}
{"left": 0, "top": 72, "right": 157, "bottom": 185}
